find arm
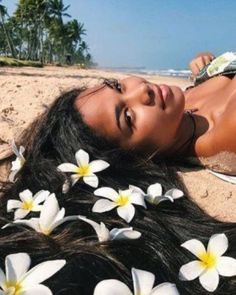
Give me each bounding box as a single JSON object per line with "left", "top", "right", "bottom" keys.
{"left": 189, "top": 52, "right": 215, "bottom": 80}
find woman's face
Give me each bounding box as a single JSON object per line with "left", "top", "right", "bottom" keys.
{"left": 75, "top": 76, "right": 185, "bottom": 154}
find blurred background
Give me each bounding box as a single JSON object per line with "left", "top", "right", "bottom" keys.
{"left": 1, "top": 0, "right": 236, "bottom": 76}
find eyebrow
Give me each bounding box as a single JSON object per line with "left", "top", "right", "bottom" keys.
{"left": 115, "top": 104, "right": 123, "bottom": 130}
{"left": 77, "top": 84, "right": 106, "bottom": 100}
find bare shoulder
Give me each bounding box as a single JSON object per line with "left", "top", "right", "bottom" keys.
{"left": 198, "top": 78, "right": 236, "bottom": 156}
{"left": 198, "top": 98, "right": 236, "bottom": 156}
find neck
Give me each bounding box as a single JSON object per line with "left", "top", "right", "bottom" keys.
{"left": 166, "top": 110, "right": 198, "bottom": 158}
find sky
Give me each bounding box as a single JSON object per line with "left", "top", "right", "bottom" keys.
{"left": 5, "top": 0, "right": 236, "bottom": 70}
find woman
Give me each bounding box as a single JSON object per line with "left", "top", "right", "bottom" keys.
{"left": 75, "top": 51, "right": 236, "bottom": 171}
{"left": 0, "top": 52, "right": 236, "bottom": 295}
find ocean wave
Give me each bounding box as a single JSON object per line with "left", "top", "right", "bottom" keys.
{"left": 136, "top": 69, "right": 191, "bottom": 78}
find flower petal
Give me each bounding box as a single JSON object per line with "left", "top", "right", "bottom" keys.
{"left": 132, "top": 268, "right": 155, "bottom": 295}
{"left": 9, "top": 170, "right": 18, "bottom": 182}
{"left": 12, "top": 140, "right": 20, "bottom": 156}
{"left": 199, "top": 268, "right": 219, "bottom": 292}
{"left": 50, "top": 216, "right": 79, "bottom": 233}
{"left": 5, "top": 253, "right": 31, "bottom": 282}
{"left": 145, "top": 195, "right": 173, "bottom": 205}
{"left": 117, "top": 204, "right": 135, "bottom": 223}
{"left": 0, "top": 287, "right": 15, "bottom": 295}
{"left": 119, "top": 189, "right": 132, "bottom": 196}
{"left": 165, "top": 189, "right": 184, "bottom": 199}
{"left": 93, "top": 279, "right": 132, "bottom": 295}
{"left": 129, "top": 185, "right": 145, "bottom": 195}
{"left": 21, "top": 284, "right": 52, "bottom": 295}
{"left": 217, "top": 256, "right": 236, "bottom": 276}
{"left": 181, "top": 239, "right": 206, "bottom": 259}
{"left": 92, "top": 199, "right": 117, "bottom": 213}
{"left": 53, "top": 208, "right": 65, "bottom": 223}
{"left": 21, "top": 260, "right": 66, "bottom": 286}
{"left": 130, "top": 192, "right": 146, "bottom": 208}
{"left": 31, "top": 205, "right": 43, "bottom": 212}
{"left": 19, "top": 190, "right": 33, "bottom": 203}
{"left": 71, "top": 174, "right": 80, "bottom": 186}
{"left": 13, "top": 219, "right": 41, "bottom": 232}
{"left": 89, "top": 160, "right": 110, "bottom": 173}
{"left": 110, "top": 227, "right": 141, "bottom": 240}
{"left": 0, "top": 267, "right": 6, "bottom": 289}
{"left": 79, "top": 216, "right": 110, "bottom": 242}
{"left": 207, "top": 233, "right": 228, "bottom": 257}
{"left": 39, "top": 194, "right": 59, "bottom": 231}
{"left": 179, "top": 261, "right": 205, "bottom": 281}
{"left": 94, "top": 187, "right": 118, "bottom": 201}
{"left": 7, "top": 200, "right": 22, "bottom": 212}
{"left": 14, "top": 209, "right": 29, "bottom": 220}
{"left": 75, "top": 149, "right": 89, "bottom": 166}
{"left": 147, "top": 183, "right": 162, "bottom": 197}
{"left": 57, "top": 163, "right": 78, "bottom": 173}
{"left": 19, "top": 145, "right": 25, "bottom": 156}
{"left": 11, "top": 158, "right": 23, "bottom": 171}
{"left": 33, "top": 190, "right": 50, "bottom": 204}
{"left": 151, "top": 283, "right": 180, "bottom": 295}
{"left": 83, "top": 174, "right": 99, "bottom": 188}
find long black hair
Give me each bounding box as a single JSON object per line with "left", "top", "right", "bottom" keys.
{"left": 0, "top": 88, "right": 235, "bottom": 295}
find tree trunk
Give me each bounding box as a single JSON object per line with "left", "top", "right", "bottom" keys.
{"left": 0, "top": 13, "right": 16, "bottom": 58}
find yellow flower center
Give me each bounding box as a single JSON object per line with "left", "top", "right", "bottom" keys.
{"left": 5, "top": 281, "right": 22, "bottom": 295}
{"left": 41, "top": 226, "right": 51, "bottom": 236}
{"left": 115, "top": 194, "right": 130, "bottom": 207}
{"left": 21, "top": 200, "right": 33, "bottom": 210}
{"left": 77, "top": 165, "right": 91, "bottom": 176}
{"left": 199, "top": 252, "right": 217, "bottom": 269}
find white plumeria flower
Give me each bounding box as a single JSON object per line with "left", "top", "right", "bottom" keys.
{"left": 94, "top": 267, "right": 179, "bottom": 295}
{"left": 7, "top": 189, "right": 50, "bottom": 220}
{"left": 179, "top": 233, "right": 236, "bottom": 292}
{"left": 3, "top": 194, "right": 78, "bottom": 235}
{"left": 57, "top": 149, "right": 109, "bottom": 188}
{"left": 130, "top": 183, "right": 184, "bottom": 205}
{"left": 78, "top": 216, "right": 141, "bottom": 242}
{"left": 9, "top": 141, "right": 26, "bottom": 182}
{"left": 0, "top": 252, "right": 65, "bottom": 295}
{"left": 92, "top": 187, "right": 146, "bottom": 223}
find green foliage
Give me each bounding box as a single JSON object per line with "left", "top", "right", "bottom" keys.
{"left": 0, "top": 0, "right": 94, "bottom": 67}
{"left": 0, "top": 57, "right": 43, "bottom": 67}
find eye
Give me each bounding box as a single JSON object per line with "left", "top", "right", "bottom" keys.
{"left": 124, "top": 108, "right": 133, "bottom": 129}
{"left": 103, "top": 79, "right": 122, "bottom": 93}
{"left": 114, "top": 81, "right": 122, "bottom": 93}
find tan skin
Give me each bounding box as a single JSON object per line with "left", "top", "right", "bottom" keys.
{"left": 75, "top": 52, "right": 236, "bottom": 161}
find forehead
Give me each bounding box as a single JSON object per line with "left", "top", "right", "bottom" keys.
{"left": 74, "top": 84, "right": 120, "bottom": 142}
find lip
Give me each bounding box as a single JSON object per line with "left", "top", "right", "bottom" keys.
{"left": 159, "top": 84, "right": 170, "bottom": 106}
{"left": 152, "top": 84, "right": 166, "bottom": 110}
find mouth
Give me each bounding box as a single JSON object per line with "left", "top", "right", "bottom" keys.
{"left": 159, "top": 84, "right": 170, "bottom": 107}
{"left": 152, "top": 84, "right": 167, "bottom": 110}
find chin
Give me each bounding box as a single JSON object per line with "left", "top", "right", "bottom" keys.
{"left": 170, "top": 85, "right": 185, "bottom": 109}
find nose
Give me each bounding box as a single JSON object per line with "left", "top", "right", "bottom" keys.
{"left": 123, "top": 77, "right": 155, "bottom": 106}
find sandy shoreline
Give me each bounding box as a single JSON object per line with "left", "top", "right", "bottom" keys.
{"left": 0, "top": 66, "right": 236, "bottom": 222}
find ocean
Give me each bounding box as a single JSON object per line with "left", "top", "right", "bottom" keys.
{"left": 100, "top": 67, "right": 191, "bottom": 79}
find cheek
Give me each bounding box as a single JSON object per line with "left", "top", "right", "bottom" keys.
{"left": 133, "top": 109, "right": 164, "bottom": 149}
{"left": 135, "top": 107, "right": 182, "bottom": 151}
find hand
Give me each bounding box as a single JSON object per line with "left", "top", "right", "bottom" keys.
{"left": 189, "top": 52, "right": 215, "bottom": 79}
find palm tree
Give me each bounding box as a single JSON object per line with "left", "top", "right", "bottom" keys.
{"left": 79, "top": 40, "right": 89, "bottom": 55}
{"left": 77, "top": 22, "right": 86, "bottom": 42}
{"left": 48, "top": 0, "right": 71, "bottom": 24}
{"left": 0, "top": 0, "right": 16, "bottom": 57}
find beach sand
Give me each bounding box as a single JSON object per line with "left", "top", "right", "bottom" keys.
{"left": 0, "top": 66, "right": 236, "bottom": 222}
